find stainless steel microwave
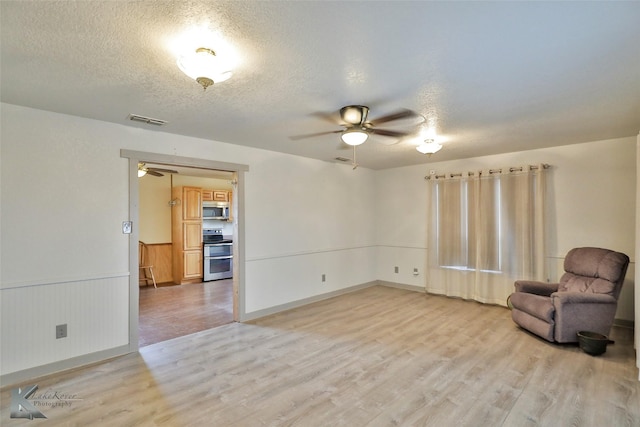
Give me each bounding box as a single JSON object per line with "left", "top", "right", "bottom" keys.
{"left": 203, "top": 202, "right": 230, "bottom": 220}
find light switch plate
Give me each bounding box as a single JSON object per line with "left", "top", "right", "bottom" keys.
{"left": 122, "top": 221, "right": 132, "bottom": 234}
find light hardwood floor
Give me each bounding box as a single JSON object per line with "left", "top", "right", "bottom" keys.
{"left": 2, "top": 286, "right": 638, "bottom": 426}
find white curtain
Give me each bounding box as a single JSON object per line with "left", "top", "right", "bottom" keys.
{"left": 426, "top": 165, "right": 546, "bottom": 306}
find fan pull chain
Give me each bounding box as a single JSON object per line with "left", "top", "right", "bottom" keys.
{"left": 352, "top": 145, "right": 358, "bottom": 170}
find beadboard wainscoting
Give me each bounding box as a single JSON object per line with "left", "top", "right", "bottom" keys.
{"left": 1, "top": 274, "right": 130, "bottom": 383}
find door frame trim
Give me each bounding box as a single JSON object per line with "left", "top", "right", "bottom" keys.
{"left": 120, "top": 149, "right": 249, "bottom": 353}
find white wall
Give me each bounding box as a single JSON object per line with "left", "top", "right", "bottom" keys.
{"left": 375, "top": 136, "right": 637, "bottom": 321}
{"left": 0, "top": 103, "right": 376, "bottom": 378}
{"left": 242, "top": 151, "right": 377, "bottom": 312}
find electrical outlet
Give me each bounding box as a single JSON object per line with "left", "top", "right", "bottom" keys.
{"left": 394, "top": 266, "right": 399, "bottom": 273}
{"left": 322, "top": 274, "right": 326, "bottom": 282}
{"left": 56, "top": 324, "right": 67, "bottom": 339}
{"left": 413, "top": 268, "right": 419, "bottom": 276}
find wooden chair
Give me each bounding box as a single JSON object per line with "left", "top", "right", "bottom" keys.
{"left": 139, "top": 241, "right": 157, "bottom": 288}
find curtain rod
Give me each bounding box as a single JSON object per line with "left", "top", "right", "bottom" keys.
{"left": 424, "top": 163, "right": 550, "bottom": 180}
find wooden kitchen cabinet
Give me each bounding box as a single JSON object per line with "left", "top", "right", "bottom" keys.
{"left": 202, "top": 189, "right": 214, "bottom": 202}
{"left": 203, "top": 189, "right": 228, "bottom": 202}
{"left": 183, "top": 222, "right": 202, "bottom": 251}
{"left": 182, "top": 186, "right": 202, "bottom": 220}
{"left": 212, "top": 190, "right": 228, "bottom": 202}
{"left": 172, "top": 186, "right": 203, "bottom": 285}
{"left": 182, "top": 251, "right": 203, "bottom": 279}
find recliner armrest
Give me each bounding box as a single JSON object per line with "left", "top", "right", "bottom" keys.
{"left": 514, "top": 280, "right": 558, "bottom": 296}
{"left": 551, "top": 292, "right": 617, "bottom": 305}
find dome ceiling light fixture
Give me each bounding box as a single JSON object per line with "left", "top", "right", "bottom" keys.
{"left": 177, "top": 47, "right": 233, "bottom": 90}
{"left": 341, "top": 128, "right": 369, "bottom": 146}
{"left": 416, "top": 138, "right": 442, "bottom": 155}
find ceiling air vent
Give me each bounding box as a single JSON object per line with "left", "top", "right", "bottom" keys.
{"left": 128, "top": 114, "right": 167, "bottom": 126}
{"left": 335, "top": 157, "right": 351, "bottom": 162}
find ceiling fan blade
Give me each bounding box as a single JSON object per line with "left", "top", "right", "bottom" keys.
{"left": 289, "top": 130, "right": 342, "bottom": 141}
{"left": 370, "top": 128, "right": 409, "bottom": 138}
{"left": 146, "top": 170, "right": 164, "bottom": 177}
{"left": 368, "top": 109, "right": 420, "bottom": 126}
{"left": 149, "top": 167, "right": 178, "bottom": 174}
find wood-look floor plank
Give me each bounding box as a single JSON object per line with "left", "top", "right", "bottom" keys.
{"left": 1, "top": 286, "right": 638, "bottom": 426}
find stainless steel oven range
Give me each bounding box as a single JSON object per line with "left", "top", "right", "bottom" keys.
{"left": 202, "top": 228, "right": 233, "bottom": 281}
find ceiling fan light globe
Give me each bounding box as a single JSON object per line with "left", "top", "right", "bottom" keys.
{"left": 341, "top": 129, "right": 368, "bottom": 146}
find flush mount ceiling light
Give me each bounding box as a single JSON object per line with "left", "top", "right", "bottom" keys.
{"left": 416, "top": 139, "right": 442, "bottom": 155}
{"left": 177, "top": 47, "right": 233, "bottom": 90}
{"left": 341, "top": 128, "right": 369, "bottom": 146}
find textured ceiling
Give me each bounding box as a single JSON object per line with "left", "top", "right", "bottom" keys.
{"left": 2, "top": 1, "right": 639, "bottom": 169}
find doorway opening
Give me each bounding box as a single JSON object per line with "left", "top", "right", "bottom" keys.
{"left": 121, "top": 149, "right": 249, "bottom": 352}
{"left": 138, "top": 165, "right": 235, "bottom": 346}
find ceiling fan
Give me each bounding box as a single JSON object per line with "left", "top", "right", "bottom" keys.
{"left": 290, "top": 105, "right": 424, "bottom": 146}
{"left": 137, "top": 163, "right": 178, "bottom": 178}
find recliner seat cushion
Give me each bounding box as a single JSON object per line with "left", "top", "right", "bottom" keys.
{"left": 508, "top": 292, "right": 554, "bottom": 323}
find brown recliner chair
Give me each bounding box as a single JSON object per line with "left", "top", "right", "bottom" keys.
{"left": 509, "top": 247, "right": 629, "bottom": 343}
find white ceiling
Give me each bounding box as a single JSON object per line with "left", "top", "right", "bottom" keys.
{"left": 2, "top": 1, "right": 639, "bottom": 170}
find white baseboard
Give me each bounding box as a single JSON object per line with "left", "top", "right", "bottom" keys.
{"left": 377, "top": 280, "right": 426, "bottom": 293}
{"left": 242, "top": 281, "right": 378, "bottom": 322}
{"left": 0, "top": 344, "right": 130, "bottom": 390}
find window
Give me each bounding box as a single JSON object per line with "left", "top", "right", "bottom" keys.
{"left": 426, "top": 165, "right": 546, "bottom": 305}
{"left": 435, "top": 176, "right": 500, "bottom": 272}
